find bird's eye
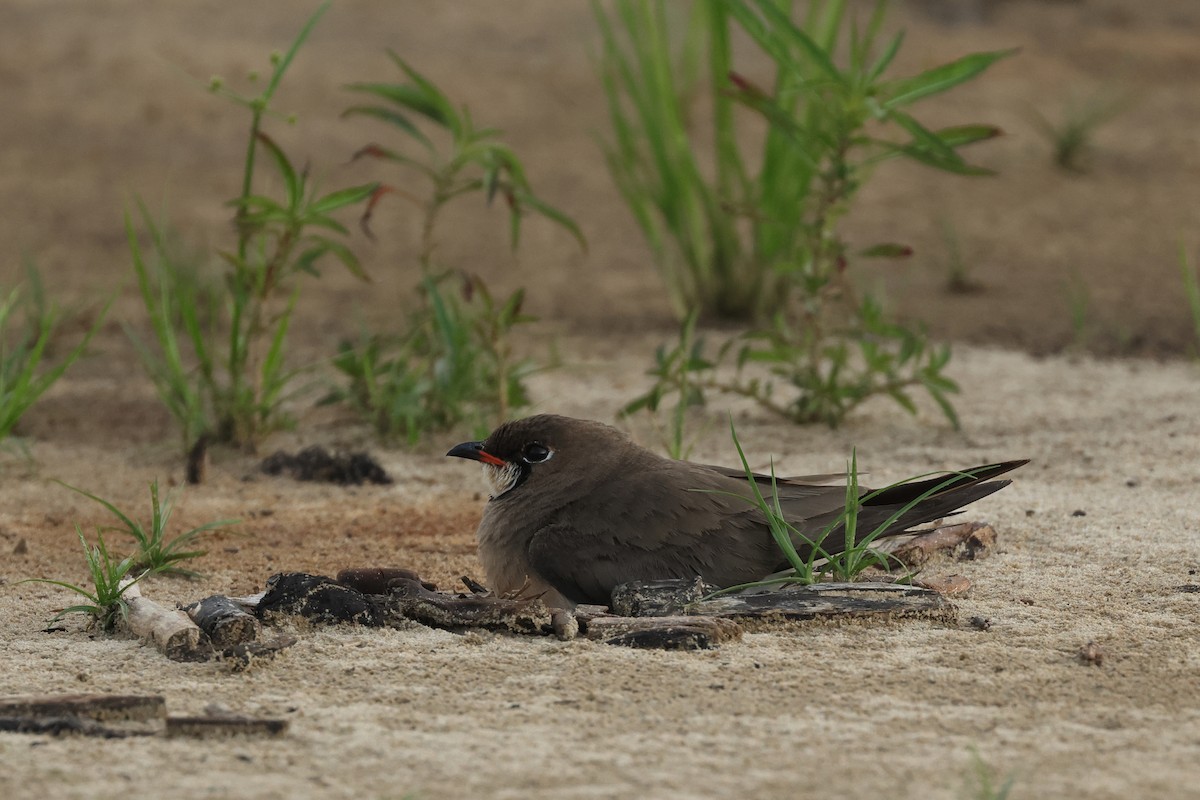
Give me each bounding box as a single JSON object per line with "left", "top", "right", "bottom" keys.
{"left": 522, "top": 443, "right": 552, "bottom": 464}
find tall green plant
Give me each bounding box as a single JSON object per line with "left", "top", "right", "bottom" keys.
{"left": 129, "top": 2, "right": 378, "bottom": 451}
{"left": 345, "top": 51, "right": 584, "bottom": 270}
{"left": 325, "top": 54, "right": 582, "bottom": 441}
{"left": 608, "top": 0, "right": 1009, "bottom": 429}
{"left": 1, "top": 261, "right": 108, "bottom": 444}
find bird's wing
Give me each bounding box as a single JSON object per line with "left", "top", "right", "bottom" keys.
{"left": 526, "top": 461, "right": 783, "bottom": 605}
{"left": 702, "top": 464, "right": 849, "bottom": 488}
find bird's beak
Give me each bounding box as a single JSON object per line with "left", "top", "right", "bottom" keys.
{"left": 446, "top": 440, "right": 507, "bottom": 467}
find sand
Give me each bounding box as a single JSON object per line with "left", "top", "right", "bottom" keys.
{"left": 3, "top": 340, "right": 1200, "bottom": 800}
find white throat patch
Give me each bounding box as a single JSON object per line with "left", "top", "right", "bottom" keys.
{"left": 483, "top": 462, "right": 523, "bottom": 499}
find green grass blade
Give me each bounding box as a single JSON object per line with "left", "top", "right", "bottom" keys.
{"left": 883, "top": 49, "right": 1016, "bottom": 109}
{"left": 260, "top": 2, "right": 330, "bottom": 103}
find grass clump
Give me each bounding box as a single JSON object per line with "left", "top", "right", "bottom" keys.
{"left": 706, "top": 420, "right": 980, "bottom": 594}
{"left": 1030, "top": 87, "right": 1128, "bottom": 173}
{"left": 328, "top": 274, "right": 537, "bottom": 443}
{"left": 1, "top": 259, "right": 107, "bottom": 445}
{"left": 20, "top": 530, "right": 145, "bottom": 630}
{"left": 57, "top": 479, "right": 238, "bottom": 578}
{"left": 963, "top": 749, "right": 1016, "bottom": 800}
{"left": 324, "top": 53, "right": 582, "bottom": 442}
{"left": 128, "top": 2, "right": 379, "bottom": 453}
{"left": 607, "top": 0, "right": 1010, "bottom": 431}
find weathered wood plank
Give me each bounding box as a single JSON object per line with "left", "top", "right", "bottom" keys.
{"left": 0, "top": 693, "right": 165, "bottom": 722}
{"left": 165, "top": 716, "right": 289, "bottom": 738}
{"left": 612, "top": 579, "right": 954, "bottom": 621}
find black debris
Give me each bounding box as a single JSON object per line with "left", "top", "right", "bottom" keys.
{"left": 260, "top": 446, "right": 392, "bottom": 486}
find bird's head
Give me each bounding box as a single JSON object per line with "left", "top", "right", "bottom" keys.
{"left": 446, "top": 414, "right": 625, "bottom": 501}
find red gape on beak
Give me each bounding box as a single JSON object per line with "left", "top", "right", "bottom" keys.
{"left": 446, "top": 440, "right": 507, "bottom": 467}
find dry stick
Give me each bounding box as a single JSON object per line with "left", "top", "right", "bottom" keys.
{"left": 120, "top": 579, "right": 208, "bottom": 661}
{"left": 183, "top": 595, "right": 261, "bottom": 649}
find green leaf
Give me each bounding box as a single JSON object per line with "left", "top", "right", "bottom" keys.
{"left": 882, "top": 49, "right": 1016, "bottom": 109}
{"left": 309, "top": 182, "right": 379, "bottom": 215}
{"left": 732, "top": 0, "right": 845, "bottom": 86}
{"left": 386, "top": 51, "right": 463, "bottom": 138}
{"left": 890, "top": 111, "right": 994, "bottom": 175}
{"left": 259, "top": 3, "right": 330, "bottom": 104}
{"left": 512, "top": 190, "right": 587, "bottom": 252}
{"left": 935, "top": 124, "right": 1004, "bottom": 149}
{"left": 253, "top": 131, "right": 301, "bottom": 209}
{"left": 340, "top": 105, "right": 433, "bottom": 149}
{"left": 867, "top": 29, "right": 905, "bottom": 83}
{"left": 303, "top": 236, "right": 369, "bottom": 282}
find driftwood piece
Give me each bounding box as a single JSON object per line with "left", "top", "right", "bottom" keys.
{"left": 165, "top": 716, "right": 289, "bottom": 739}
{"left": 612, "top": 579, "right": 954, "bottom": 622}
{"left": 0, "top": 694, "right": 287, "bottom": 739}
{"left": 0, "top": 693, "right": 166, "bottom": 739}
{"left": 913, "top": 574, "right": 972, "bottom": 597}
{"left": 337, "top": 567, "right": 437, "bottom": 594}
{"left": 0, "top": 715, "right": 145, "bottom": 738}
{"left": 0, "top": 693, "right": 165, "bottom": 722}
{"left": 586, "top": 616, "right": 743, "bottom": 650}
{"left": 551, "top": 609, "right": 579, "bottom": 641}
{"left": 257, "top": 573, "right": 381, "bottom": 626}
{"left": 183, "top": 595, "right": 261, "bottom": 649}
{"left": 891, "top": 522, "right": 997, "bottom": 567}
{"left": 257, "top": 572, "right": 557, "bottom": 636}
{"left": 121, "top": 580, "right": 209, "bottom": 661}
{"left": 381, "top": 578, "right": 555, "bottom": 635}
{"left": 611, "top": 577, "right": 712, "bottom": 617}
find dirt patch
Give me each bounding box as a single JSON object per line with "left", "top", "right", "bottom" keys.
{"left": 260, "top": 447, "right": 393, "bottom": 486}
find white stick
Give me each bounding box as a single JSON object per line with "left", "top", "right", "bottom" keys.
{"left": 119, "top": 579, "right": 206, "bottom": 661}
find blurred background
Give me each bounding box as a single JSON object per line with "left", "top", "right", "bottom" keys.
{"left": 2, "top": 0, "right": 1197, "bottom": 360}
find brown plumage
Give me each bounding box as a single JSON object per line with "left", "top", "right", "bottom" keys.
{"left": 447, "top": 414, "right": 1025, "bottom": 609}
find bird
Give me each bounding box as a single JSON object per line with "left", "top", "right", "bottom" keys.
{"left": 447, "top": 414, "right": 1025, "bottom": 609}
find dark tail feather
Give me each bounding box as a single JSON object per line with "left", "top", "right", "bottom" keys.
{"left": 799, "top": 460, "right": 1026, "bottom": 555}
{"left": 864, "top": 460, "right": 1028, "bottom": 508}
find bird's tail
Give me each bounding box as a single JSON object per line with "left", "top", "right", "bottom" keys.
{"left": 801, "top": 459, "right": 1027, "bottom": 555}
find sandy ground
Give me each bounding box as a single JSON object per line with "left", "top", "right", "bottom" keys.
{"left": 4, "top": 339, "right": 1200, "bottom": 800}
{"left": 3, "top": 1, "right": 1200, "bottom": 798}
